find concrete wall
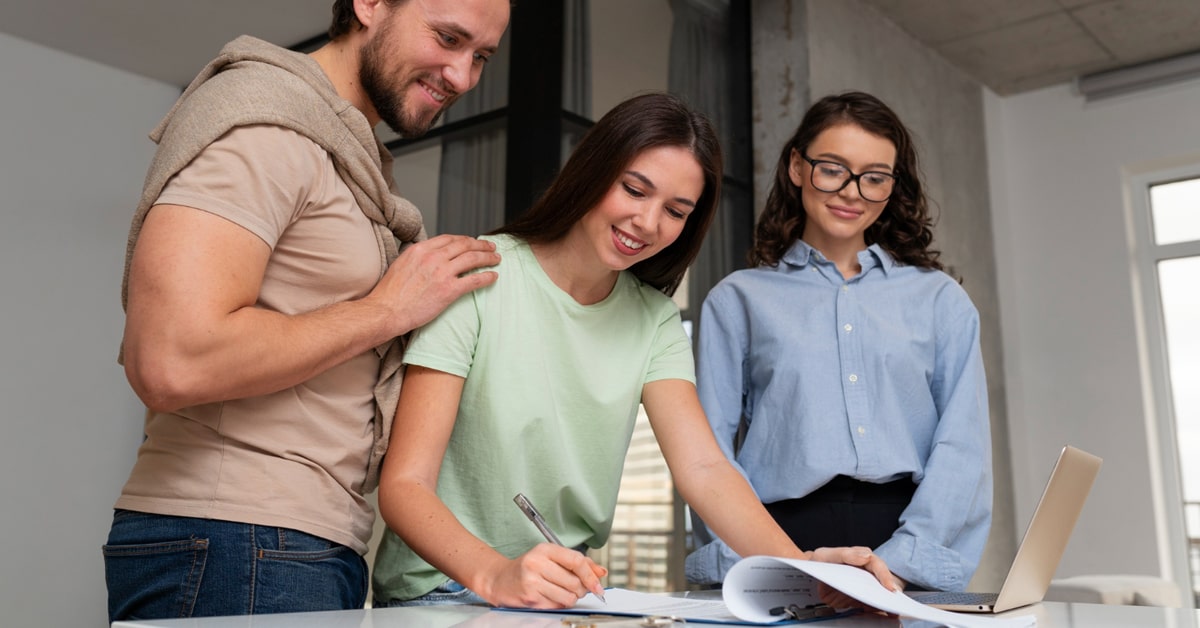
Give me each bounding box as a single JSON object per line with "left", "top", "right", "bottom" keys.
{"left": 0, "top": 33, "right": 181, "bottom": 627}
{"left": 985, "top": 77, "right": 1200, "bottom": 590}
{"left": 750, "top": 0, "right": 1015, "bottom": 590}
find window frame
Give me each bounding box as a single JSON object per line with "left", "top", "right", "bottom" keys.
{"left": 1127, "top": 162, "right": 1200, "bottom": 599}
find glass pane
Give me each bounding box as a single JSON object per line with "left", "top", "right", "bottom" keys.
{"left": 591, "top": 405, "right": 676, "bottom": 593}
{"left": 1160, "top": 256, "right": 1200, "bottom": 602}
{"left": 562, "top": 0, "right": 595, "bottom": 119}
{"left": 1160, "top": 257, "right": 1200, "bottom": 545}
{"left": 682, "top": 182, "right": 752, "bottom": 317}
{"left": 584, "top": 0, "right": 673, "bottom": 120}
{"left": 391, "top": 127, "right": 507, "bottom": 238}
{"left": 583, "top": 0, "right": 749, "bottom": 180}
{"left": 437, "top": 128, "right": 508, "bottom": 236}
{"left": 1150, "top": 178, "right": 1200, "bottom": 245}
{"left": 391, "top": 141, "right": 444, "bottom": 235}
{"left": 561, "top": 117, "right": 591, "bottom": 167}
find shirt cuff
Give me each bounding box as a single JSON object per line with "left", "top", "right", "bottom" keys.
{"left": 875, "top": 533, "right": 966, "bottom": 591}
{"left": 685, "top": 539, "right": 744, "bottom": 585}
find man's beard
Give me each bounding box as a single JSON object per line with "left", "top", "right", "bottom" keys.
{"left": 359, "top": 32, "right": 450, "bottom": 137}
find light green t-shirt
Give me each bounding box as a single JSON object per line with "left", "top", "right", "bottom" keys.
{"left": 372, "top": 234, "right": 696, "bottom": 602}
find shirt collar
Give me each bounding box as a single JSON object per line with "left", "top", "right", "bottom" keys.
{"left": 781, "top": 240, "right": 897, "bottom": 276}
{"left": 780, "top": 239, "right": 819, "bottom": 268}
{"left": 863, "top": 244, "right": 896, "bottom": 276}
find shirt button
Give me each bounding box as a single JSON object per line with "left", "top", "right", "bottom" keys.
{"left": 842, "top": 285, "right": 850, "bottom": 292}
{"left": 848, "top": 374, "right": 858, "bottom": 383}
{"left": 857, "top": 426, "right": 866, "bottom": 436}
{"left": 843, "top": 324, "right": 852, "bottom": 332}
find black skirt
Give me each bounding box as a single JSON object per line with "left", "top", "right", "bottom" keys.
{"left": 764, "top": 475, "right": 916, "bottom": 551}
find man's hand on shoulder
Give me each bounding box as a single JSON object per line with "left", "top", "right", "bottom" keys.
{"left": 368, "top": 234, "right": 500, "bottom": 336}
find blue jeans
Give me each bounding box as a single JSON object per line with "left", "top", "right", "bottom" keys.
{"left": 374, "top": 579, "right": 488, "bottom": 607}
{"left": 102, "top": 510, "right": 367, "bottom": 622}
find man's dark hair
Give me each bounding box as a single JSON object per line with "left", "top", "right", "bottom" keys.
{"left": 328, "top": 0, "right": 403, "bottom": 40}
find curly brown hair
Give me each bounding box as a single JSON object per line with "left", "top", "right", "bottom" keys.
{"left": 749, "top": 91, "right": 943, "bottom": 272}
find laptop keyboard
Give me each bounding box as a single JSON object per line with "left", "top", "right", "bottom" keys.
{"left": 917, "top": 591, "right": 1000, "bottom": 605}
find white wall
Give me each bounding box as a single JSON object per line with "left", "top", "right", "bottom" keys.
{"left": 0, "top": 33, "right": 181, "bottom": 627}
{"left": 985, "top": 77, "right": 1200, "bottom": 590}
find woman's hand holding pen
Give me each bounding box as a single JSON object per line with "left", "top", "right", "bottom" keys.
{"left": 476, "top": 543, "right": 608, "bottom": 609}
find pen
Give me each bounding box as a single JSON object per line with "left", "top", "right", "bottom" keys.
{"left": 513, "top": 492, "right": 607, "bottom": 604}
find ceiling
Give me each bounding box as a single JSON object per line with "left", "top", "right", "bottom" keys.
{"left": 864, "top": 0, "right": 1200, "bottom": 95}
{"left": 2, "top": 1, "right": 1199, "bottom": 96}
{"left": 0, "top": 1, "right": 333, "bottom": 88}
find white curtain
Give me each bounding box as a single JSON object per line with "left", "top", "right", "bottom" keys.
{"left": 564, "top": 0, "right": 593, "bottom": 119}
{"left": 668, "top": 0, "right": 739, "bottom": 310}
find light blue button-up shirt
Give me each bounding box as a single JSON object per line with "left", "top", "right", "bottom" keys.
{"left": 685, "top": 240, "right": 991, "bottom": 591}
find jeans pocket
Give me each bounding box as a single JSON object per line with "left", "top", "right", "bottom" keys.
{"left": 103, "top": 538, "right": 209, "bottom": 621}
{"left": 254, "top": 538, "right": 367, "bottom": 612}
{"left": 257, "top": 527, "right": 343, "bottom": 561}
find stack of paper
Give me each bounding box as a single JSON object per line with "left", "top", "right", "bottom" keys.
{"left": 503, "top": 556, "right": 1036, "bottom": 627}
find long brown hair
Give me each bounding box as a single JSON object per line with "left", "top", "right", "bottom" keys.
{"left": 493, "top": 92, "right": 723, "bottom": 296}
{"left": 749, "top": 91, "right": 942, "bottom": 271}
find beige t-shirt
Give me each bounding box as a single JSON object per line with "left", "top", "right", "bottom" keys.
{"left": 116, "top": 124, "right": 383, "bottom": 553}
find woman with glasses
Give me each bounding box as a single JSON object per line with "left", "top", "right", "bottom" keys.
{"left": 685, "top": 91, "right": 992, "bottom": 603}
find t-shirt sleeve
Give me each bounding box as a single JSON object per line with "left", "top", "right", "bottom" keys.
{"left": 402, "top": 289, "right": 482, "bottom": 378}
{"left": 154, "top": 124, "right": 328, "bottom": 248}
{"left": 644, "top": 296, "right": 696, "bottom": 385}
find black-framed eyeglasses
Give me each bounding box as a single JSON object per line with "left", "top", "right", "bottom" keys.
{"left": 801, "top": 154, "right": 896, "bottom": 202}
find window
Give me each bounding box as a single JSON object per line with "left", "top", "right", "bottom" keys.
{"left": 1130, "top": 167, "right": 1200, "bottom": 605}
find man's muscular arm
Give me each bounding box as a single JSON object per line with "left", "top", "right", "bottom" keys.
{"left": 122, "top": 204, "right": 498, "bottom": 412}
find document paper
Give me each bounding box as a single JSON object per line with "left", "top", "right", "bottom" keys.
{"left": 723, "top": 556, "right": 1036, "bottom": 627}
{"left": 504, "top": 556, "right": 1036, "bottom": 626}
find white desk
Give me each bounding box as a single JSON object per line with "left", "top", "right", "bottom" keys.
{"left": 112, "top": 600, "right": 1200, "bottom": 628}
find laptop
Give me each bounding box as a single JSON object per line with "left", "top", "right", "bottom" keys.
{"left": 908, "top": 445, "right": 1103, "bottom": 613}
